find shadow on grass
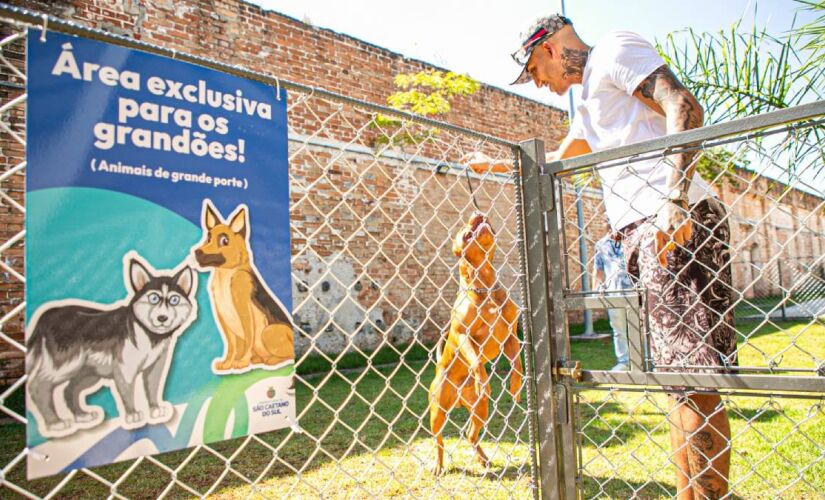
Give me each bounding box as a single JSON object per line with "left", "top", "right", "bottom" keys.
{"left": 581, "top": 474, "right": 747, "bottom": 500}
{"left": 581, "top": 474, "right": 676, "bottom": 499}
{"left": 577, "top": 400, "right": 670, "bottom": 450}
{"left": 447, "top": 462, "right": 526, "bottom": 481}
{"left": 0, "top": 358, "right": 532, "bottom": 499}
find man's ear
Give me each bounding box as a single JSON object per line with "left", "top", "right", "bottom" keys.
{"left": 541, "top": 39, "right": 555, "bottom": 58}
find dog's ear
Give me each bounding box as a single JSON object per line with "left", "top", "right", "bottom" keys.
{"left": 229, "top": 207, "right": 247, "bottom": 238}
{"left": 174, "top": 266, "right": 194, "bottom": 297}
{"left": 129, "top": 258, "right": 152, "bottom": 294}
{"left": 204, "top": 201, "right": 220, "bottom": 230}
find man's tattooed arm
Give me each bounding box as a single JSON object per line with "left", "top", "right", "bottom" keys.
{"left": 634, "top": 65, "right": 704, "bottom": 195}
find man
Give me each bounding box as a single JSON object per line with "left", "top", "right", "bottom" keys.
{"left": 592, "top": 232, "right": 633, "bottom": 372}
{"left": 469, "top": 15, "right": 736, "bottom": 499}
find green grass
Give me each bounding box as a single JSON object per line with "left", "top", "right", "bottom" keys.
{"left": 574, "top": 320, "right": 825, "bottom": 499}
{"left": 0, "top": 357, "right": 532, "bottom": 499}
{"left": 734, "top": 293, "right": 825, "bottom": 320}
{"left": 295, "top": 341, "right": 432, "bottom": 376}
{"left": 1, "top": 321, "right": 823, "bottom": 498}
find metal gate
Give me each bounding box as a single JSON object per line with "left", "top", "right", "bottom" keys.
{"left": 520, "top": 102, "right": 825, "bottom": 498}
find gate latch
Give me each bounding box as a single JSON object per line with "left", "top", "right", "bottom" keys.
{"left": 552, "top": 360, "right": 582, "bottom": 382}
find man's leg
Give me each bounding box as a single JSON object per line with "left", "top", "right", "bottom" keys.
{"left": 607, "top": 308, "right": 629, "bottom": 368}
{"left": 668, "top": 396, "right": 694, "bottom": 500}
{"left": 630, "top": 199, "right": 735, "bottom": 497}
{"left": 680, "top": 393, "right": 731, "bottom": 499}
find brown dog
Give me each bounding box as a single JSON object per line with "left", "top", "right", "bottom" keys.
{"left": 429, "top": 212, "right": 523, "bottom": 475}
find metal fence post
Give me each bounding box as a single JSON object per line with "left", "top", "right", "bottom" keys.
{"left": 778, "top": 258, "right": 788, "bottom": 321}
{"left": 519, "top": 139, "right": 578, "bottom": 500}
{"left": 544, "top": 158, "right": 580, "bottom": 500}
{"left": 518, "top": 138, "right": 561, "bottom": 500}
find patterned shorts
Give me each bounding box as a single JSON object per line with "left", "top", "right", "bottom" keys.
{"left": 620, "top": 198, "right": 738, "bottom": 391}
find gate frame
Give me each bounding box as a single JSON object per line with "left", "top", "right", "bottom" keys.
{"left": 518, "top": 100, "right": 825, "bottom": 499}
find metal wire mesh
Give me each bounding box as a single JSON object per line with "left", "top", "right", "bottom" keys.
{"left": 0, "top": 19, "right": 537, "bottom": 499}
{"left": 575, "top": 387, "right": 825, "bottom": 498}
{"left": 557, "top": 119, "right": 825, "bottom": 375}
{"left": 550, "top": 109, "right": 825, "bottom": 498}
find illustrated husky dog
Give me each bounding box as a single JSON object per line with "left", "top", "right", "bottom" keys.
{"left": 26, "top": 252, "right": 196, "bottom": 438}
{"left": 192, "top": 200, "right": 294, "bottom": 373}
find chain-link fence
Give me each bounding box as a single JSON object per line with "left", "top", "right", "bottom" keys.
{"left": 731, "top": 256, "right": 825, "bottom": 322}
{"left": 543, "top": 102, "right": 825, "bottom": 498}
{"left": 0, "top": 9, "right": 540, "bottom": 498}
{"left": 3, "top": 5, "right": 825, "bottom": 500}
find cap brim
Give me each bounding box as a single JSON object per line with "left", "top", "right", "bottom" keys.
{"left": 510, "top": 64, "right": 532, "bottom": 85}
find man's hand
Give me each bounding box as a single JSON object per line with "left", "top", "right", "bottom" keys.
{"left": 654, "top": 201, "right": 692, "bottom": 267}
{"left": 461, "top": 152, "right": 513, "bottom": 174}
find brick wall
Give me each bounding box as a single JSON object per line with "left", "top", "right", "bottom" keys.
{"left": 0, "top": 0, "right": 567, "bottom": 384}
{"left": 12, "top": 0, "right": 567, "bottom": 145}
{"left": 1, "top": 0, "right": 823, "bottom": 383}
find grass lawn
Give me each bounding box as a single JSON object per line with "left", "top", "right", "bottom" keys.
{"left": 1, "top": 321, "right": 822, "bottom": 499}
{"left": 574, "top": 320, "right": 825, "bottom": 499}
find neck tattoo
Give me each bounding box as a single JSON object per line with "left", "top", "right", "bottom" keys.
{"left": 561, "top": 47, "right": 590, "bottom": 79}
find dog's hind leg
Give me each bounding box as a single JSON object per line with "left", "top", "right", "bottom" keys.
{"left": 29, "top": 375, "right": 69, "bottom": 434}
{"left": 503, "top": 331, "right": 523, "bottom": 403}
{"left": 65, "top": 372, "right": 103, "bottom": 426}
{"left": 462, "top": 366, "right": 491, "bottom": 469}
{"left": 260, "top": 323, "right": 295, "bottom": 365}
{"left": 429, "top": 366, "right": 457, "bottom": 476}
{"left": 456, "top": 334, "right": 487, "bottom": 399}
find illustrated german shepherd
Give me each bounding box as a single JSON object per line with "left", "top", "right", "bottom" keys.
{"left": 26, "top": 252, "right": 196, "bottom": 438}
{"left": 428, "top": 212, "right": 523, "bottom": 475}
{"left": 193, "top": 200, "right": 294, "bottom": 373}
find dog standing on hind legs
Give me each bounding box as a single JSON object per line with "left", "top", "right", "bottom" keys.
{"left": 429, "top": 212, "right": 523, "bottom": 475}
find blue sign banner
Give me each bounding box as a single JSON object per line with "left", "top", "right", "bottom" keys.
{"left": 25, "top": 29, "right": 295, "bottom": 479}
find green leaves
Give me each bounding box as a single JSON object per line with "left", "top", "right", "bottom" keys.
{"left": 372, "top": 70, "right": 480, "bottom": 148}
{"left": 656, "top": 8, "right": 823, "bottom": 125}
{"left": 656, "top": 6, "right": 824, "bottom": 181}
{"left": 793, "top": 1, "right": 825, "bottom": 75}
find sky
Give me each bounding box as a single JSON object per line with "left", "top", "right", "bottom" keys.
{"left": 248, "top": 0, "right": 818, "bottom": 111}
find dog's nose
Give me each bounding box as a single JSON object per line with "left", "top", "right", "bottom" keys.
{"left": 157, "top": 315, "right": 169, "bottom": 323}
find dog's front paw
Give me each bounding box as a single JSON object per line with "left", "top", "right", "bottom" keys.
{"left": 47, "top": 419, "right": 74, "bottom": 434}
{"left": 74, "top": 408, "right": 103, "bottom": 425}
{"left": 232, "top": 359, "right": 250, "bottom": 370}
{"left": 124, "top": 411, "right": 144, "bottom": 425}
{"left": 149, "top": 403, "right": 173, "bottom": 422}
{"left": 214, "top": 359, "right": 233, "bottom": 371}
{"left": 432, "top": 463, "right": 444, "bottom": 476}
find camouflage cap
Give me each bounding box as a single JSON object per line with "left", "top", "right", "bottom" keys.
{"left": 510, "top": 14, "right": 572, "bottom": 85}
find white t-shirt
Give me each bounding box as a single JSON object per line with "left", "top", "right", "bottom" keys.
{"left": 569, "top": 31, "right": 712, "bottom": 230}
